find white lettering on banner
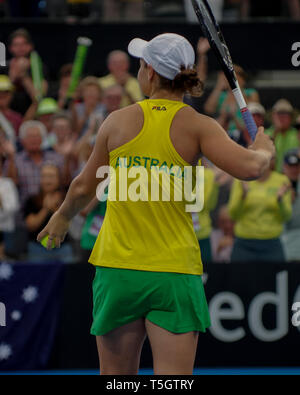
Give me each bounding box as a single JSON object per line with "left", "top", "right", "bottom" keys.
{"left": 209, "top": 292, "right": 246, "bottom": 342}
{"left": 293, "top": 286, "right": 300, "bottom": 330}
{"left": 0, "top": 302, "right": 6, "bottom": 327}
{"left": 291, "top": 302, "right": 300, "bottom": 328}
{"left": 248, "top": 271, "right": 288, "bottom": 342}
{"left": 208, "top": 271, "right": 300, "bottom": 342}
{"left": 291, "top": 42, "right": 300, "bottom": 67}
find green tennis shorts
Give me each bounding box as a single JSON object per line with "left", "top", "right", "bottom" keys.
{"left": 91, "top": 266, "right": 211, "bottom": 336}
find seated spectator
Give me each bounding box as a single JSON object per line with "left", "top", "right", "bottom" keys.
{"left": 49, "top": 112, "right": 78, "bottom": 178}
{"left": 204, "top": 66, "right": 259, "bottom": 114}
{"left": 205, "top": 65, "right": 259, "bottom": 145}
{"left": 72, "top": 84, "right": 123, "bottom": 176}
{"left": 0, "top": 151, "right": 20, "bottom": 260}
{"left": 211, "top": 205, "right": 234, "bottom": 263}
{"left": 36, "top": 97, "right": 59, "bottom": 132}
{"left": 281, "top": 150, "right": 300, "bottom": 261}
{"left": 24, "top": 163, "right": 74, "bottom": 263}
{"left": 73, "top": 84, "right": 124, "bottom": 173}
{"left": 102, "top": 0, "right": 144, "bottom": 22}
{"left": 50, "top": 112, "right": 77, "bottom": 154}
{"left": 73, "top": 114, "right": 101, "bottom": 175}
{"left": 228, "top": 158, "right": 292, "bottom": 262}
{"left": 73, "top": 76, "right": 105, "bottom": 137}
{"left": 7, "top": 29, "right": 48, "bottom": 115}
{"left": 265, "top": 99, "right": 299, "bottom": 172}
{"left": 192, "top": 165, "right": 219, "bottom": 263}
{"left": 0, "top": 75, "right": 23, "bottom": 138}
{"left": 209, "top": 163, "right": 234, "bottom": 227}
{"left": 3, "top": 120, "right": 65, "bottom": 208}
{"left": 80, "top": 197, "right": 107, "bottom": 263}
{"left": 47, "top": 63, "right": 75, "bottom": 110}
{"left": 219, "top": 110, "right": 249, "bottom": 147}
{"left": 102, "top": 84, "right": 123, "bottom": 118}
{"left": 99, "top": 50, "right": 144, "bottom": 108}
{"left": 30, "top": 97, "right": 59, "bottom": 150}
{"left": 248, "top": 102, "right": 266, "bottom": 128}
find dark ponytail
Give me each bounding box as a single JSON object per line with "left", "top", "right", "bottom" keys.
{"left": 158, "top": 66, "right": 204, "bottom": 97}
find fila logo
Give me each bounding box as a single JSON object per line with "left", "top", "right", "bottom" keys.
{"left": 152, "top": 106, "right": 167, "bottom": 111}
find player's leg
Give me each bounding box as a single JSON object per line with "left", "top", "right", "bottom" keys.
{"left": 145, "top": 319, "right": 199, "bottom": 375}
{"left": 96, "top": 318, "right": 147, "bottom": 375}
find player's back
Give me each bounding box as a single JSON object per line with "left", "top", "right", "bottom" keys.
{"left": 89, "top": 99, "right": 203, "bottom": 275}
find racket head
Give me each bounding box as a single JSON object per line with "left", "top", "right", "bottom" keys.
{"left": 192, "top": 0, "right": 258, "bottom": 139}
{"left": 191, "top": 0, "right": 236, "bottom": 88}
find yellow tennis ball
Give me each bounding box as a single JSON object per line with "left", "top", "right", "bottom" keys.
{"left": 40, "top": 236, "right": 56, "bottom": 249}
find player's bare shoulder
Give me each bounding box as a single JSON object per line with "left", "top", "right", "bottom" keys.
{"left": 102, "top": 103, "right": 144, "bottom": 153}
{"left": 104, "top": 103, "right": 143, "bottom": 127}
{"left": 176, "top": 105, "right": 220, "bottom": 135}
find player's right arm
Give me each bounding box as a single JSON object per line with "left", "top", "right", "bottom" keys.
{"left": 193, "top": 113, "right": 275, "bottom": 181}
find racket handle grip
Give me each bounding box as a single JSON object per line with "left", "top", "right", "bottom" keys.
{"left": 241, "top": 108, "right": 257, "bottom": 141}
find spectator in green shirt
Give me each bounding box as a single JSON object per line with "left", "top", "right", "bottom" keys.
{"left": 228, "top": 158, "right": 292, "bottom": 263}
{"left": 204, "top": 65, "right": 260, "bottom": 144}
{"left": 281, "top": 150, "right": 300, "bottom": 261}
{"left": 80, "top": 197, "right": 107, "bottom": 263}
{"left": 265, "top": 99, "right": 299, "bottom": 172}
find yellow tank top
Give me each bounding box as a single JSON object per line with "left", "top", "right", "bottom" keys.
{"left": 89, "top": 99, "right": 203, "bottom": 275}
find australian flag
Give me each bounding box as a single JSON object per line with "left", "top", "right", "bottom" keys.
{"left": 0, "top": 262, "right": 64, "bottom": 371}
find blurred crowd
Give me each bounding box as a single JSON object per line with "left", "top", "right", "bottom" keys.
{"left": 0, "top": 28, "right": 299, "bottom": 264}
{"left": 0, "top": 0, "right": 300, "bottom": 21}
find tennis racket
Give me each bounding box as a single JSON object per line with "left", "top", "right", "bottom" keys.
{"left": 191, "top": 0, "right": 257, "bottom": 140}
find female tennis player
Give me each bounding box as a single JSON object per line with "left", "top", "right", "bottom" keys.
{"left": 38, "top": 33, "right": 275, "bottom": 375}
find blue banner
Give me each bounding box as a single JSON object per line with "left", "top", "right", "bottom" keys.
{"left": 0, "top": 262, "right": 64, "bottom": 370}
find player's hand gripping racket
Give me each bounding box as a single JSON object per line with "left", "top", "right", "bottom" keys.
{"left": 191, "top": 0, "right": 257, "bottom": 140}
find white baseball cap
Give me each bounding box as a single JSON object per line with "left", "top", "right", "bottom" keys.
{"left": 248, "top": 102, "right": 266, "bottom": 116}
{"left": 128, "top": 33, "right": 195, "bottom": 81}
